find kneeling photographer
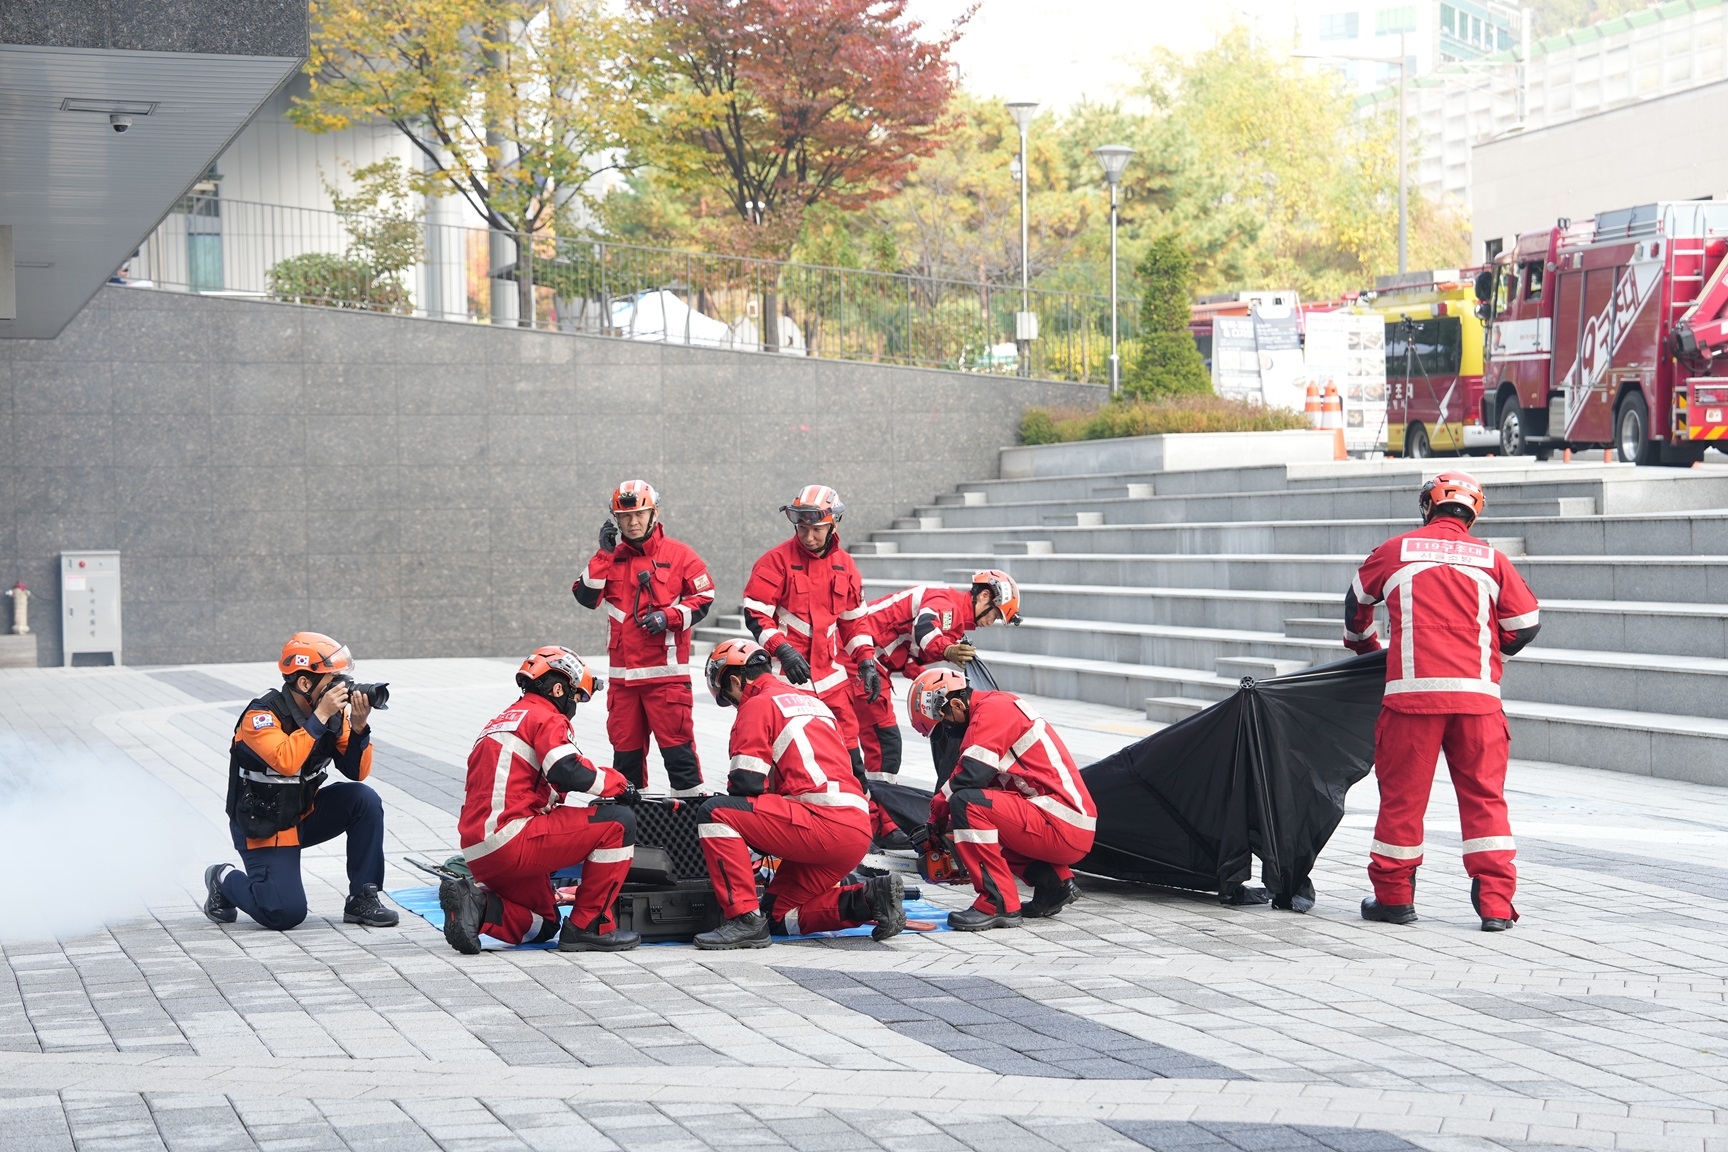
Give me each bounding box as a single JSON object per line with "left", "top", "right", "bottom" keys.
{"left": 201, "top": 631, "right": 398, "bottom": 931}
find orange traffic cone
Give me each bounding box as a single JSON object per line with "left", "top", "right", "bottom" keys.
{"left": 1563, "top": 448, "right": 1572, "bottom": 462}
{"left": 1603, "top": 448, "right": 1612, "bottom": 463}
{"left": 1322, "top": 383, "right": 1346, "bottom": 459}
{"left": 1304, "top": 382, "right": 1322, "bottom": 429}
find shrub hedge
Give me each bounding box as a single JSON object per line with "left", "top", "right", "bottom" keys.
{"left": 1020, "top": 395, "right": 1310, "bottom": 444}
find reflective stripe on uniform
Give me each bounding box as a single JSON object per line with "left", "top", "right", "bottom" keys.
{"left": 776, "top": 609, "right": 812, "bottom": 636}
{"left": 1344, "top": 622, "right": 1380, "bottom": 642}
{"left": 771, "top": 715, "right": 831, "bottom": 786}
{"left": 844, "top": 634, "right": 872, "bottom": 653}
{"left": 606, "top": 663, "right": 690, "bottom": 681}
{"left": 587, "top": 845, "right": 636, "bottom": 864}
{"left": 1383, "top": 677, "right": 1500, "bottom": 697}
{"left": 742, "top": 597, "right": 779, "bottom": 619}
{"left": 782, "top": 906, "right": 801, "bottom": 934}
{"left": 482, "top": 734, "right": 539, "bottom": 842}
{"left": 788, "top": 789, "right": 869, "bottom": 811}
{"left": 605, "top": 603, "right": 627, "bottom": 622}
{"left": 545, "top": 743, "right": 578, "bottom": 770}
{"left": 1031, "top": 794, "right": 1096, "bottom": 830}
{"left": 1499, "top": 609, "right": 1539, "bottom": 629}
{"left": 463, "top": 816, "right": 530, "bottom": 862}
{"left": 1370, "top": 838, "right": 1424, "bottom": 859}
{"left": 960, "top": 743, "right": 1006, "bottom": 771}
{"left": 699, "top": 822, "right": 743, "bottom": 838}
{"left": 811, "top": 667, "right": 847, "bottom": 693}
{"left": 952, "top": 828, "right": 998, "bottom": 843}
{"left": 730, "top": 753, "right": 772, "bottom": 778}
{"left": 1461, "top": 835, "right": 1515, "bottom": 854}
{"left": 581, "top": 567, "right": 606, "bottom": 590}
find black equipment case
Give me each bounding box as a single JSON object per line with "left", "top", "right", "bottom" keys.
{"left": 613, "top": 797, "right": 720, "bottom": 942}
{"left": 614, "top": 879, "right": 724, "bottom": 942}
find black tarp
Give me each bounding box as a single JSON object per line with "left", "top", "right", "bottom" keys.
{"left": 1078, "top": 651, "right": 1386, "bottom": 909}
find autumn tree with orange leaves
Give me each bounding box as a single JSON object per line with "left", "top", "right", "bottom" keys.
{"left": 633, "top": 0, "right": 970, "bottom": 262}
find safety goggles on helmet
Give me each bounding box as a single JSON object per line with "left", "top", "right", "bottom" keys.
{"left": 1418, "top": 470, "right": 1485, "bottom": 520}
{"left": 279, "top": 631, "right": 353, "bottom": 678}
{"left": 782, "top": 484, "right": 844, "bottom": 527}
{"left": 517, "top": 645, "right": 603, "bottom": 702}
{"left": 971, "top": 568, "right": 1022, "bottom": 626}
{"left": 705, "top": 637, "right": 770, "bottom": 706}
{"left": 906, "top": 667, "right": 968, "bottom": 737}
{"left": 611, "top": 480, "right": 659, "bottom": 514}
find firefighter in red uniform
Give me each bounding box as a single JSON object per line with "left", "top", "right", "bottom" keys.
{"left": 907, "top": 668, "right": 1095, "bottom": 931}
{"left": 1344, "top": 470, "right": 1541, "bottom": 932}
{"left": 691, "top": 639, "right": 906, "bottom": 950}
{"left": 202, "top": 632, "right": 398, "bottom": 931}
{"left": 857, "top": 569, "right": 1023, "bottom": 780}
{"left": 574, "top": 480, "right": 715, "bottom": 796}
{"left": 439, "top": 647, "right": 642, "bottom": 954}
{"left": 742, "top": 485, "right": 881, "bottom": 775}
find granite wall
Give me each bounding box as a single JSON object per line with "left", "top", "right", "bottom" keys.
{"left": 0, "top": 286, "right": 1103, "bottom": 666}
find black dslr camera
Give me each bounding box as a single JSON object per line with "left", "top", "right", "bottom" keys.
{"left": 337, "top": 675, "right": 391, "bottom": 710}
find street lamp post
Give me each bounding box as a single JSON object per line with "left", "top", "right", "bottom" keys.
{"left": 1093, "top": 144, "right": 1135, "bottom": 397}
{"left": 1292, "top": 37, "right": 1409, "bottom": 274}
{"left": 1007, "top": 101, "right": 1038, "bottom": 377}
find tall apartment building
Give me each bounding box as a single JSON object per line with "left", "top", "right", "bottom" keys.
{"left": 1292, "top": 0, "right": 1524, "bottom": 93}
{"left": 1355, "top": 0, "right": 1728, "bottom": 208}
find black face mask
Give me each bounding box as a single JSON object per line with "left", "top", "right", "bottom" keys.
{"left": 941, "top": 718, "right": 968, "bottom": 736}
{"left": 551, "top": 688, "right": 578, "bottom": 719}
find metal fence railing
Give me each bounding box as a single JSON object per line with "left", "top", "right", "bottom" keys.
{"left": 127, "top": 196, "right": 1137, "bottom": 384}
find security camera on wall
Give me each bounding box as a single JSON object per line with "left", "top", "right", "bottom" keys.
{"left": 109, "top": 114, "right": 131, "bottom": 134}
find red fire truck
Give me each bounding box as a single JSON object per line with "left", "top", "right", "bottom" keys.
{"left": 1478, "top": 201, "right": 1728, "bottom": 464}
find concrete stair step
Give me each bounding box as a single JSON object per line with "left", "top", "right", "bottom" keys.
{"left": 1093, "top": 483, "right": 1154, "bottom": 499}
{"left": 866, "top": 510, "right": 1728, "bottom": 559}
{"left": 1040, "top": 511, "right": 1103, "bottom": 527}
{"left": 1284, "top": 617, "right": 1341, "bottom": 640}
{"left": 849, "top": 541, "right": 899, "bottom": 556}
{"left": 858, "top": 552, "right": 1728, "bottom": 606}
{"left": 992, "top": 540, "right": 1053, "bottom": 555}
{"left": 934, "top": 491, "right": 987, "bottom": 507}
{"left": 1215, "top": 656, "right": 1309, "bottom": 680}
{"left": 893, "top": 515, "right": 943, "bottom": 531}
{"left": 1144, "top": 696, "right": 1206, "bottom": 724}
{"left": 969, "top": 649, "right": 1728, "bottom": 785}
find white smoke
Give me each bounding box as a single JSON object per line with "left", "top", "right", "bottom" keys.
{"left": 0, "top": 733, "right": 227, "bottom": 943}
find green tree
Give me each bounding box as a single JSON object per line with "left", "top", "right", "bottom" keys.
{"left": 1124, "top": 235, "right": 1209, "bottom": 399}
{"left": 267, "top": 159, "right": 422, "bottom": 312}
{"left": 292, "top": 0, "right": 644, "bottom": 325}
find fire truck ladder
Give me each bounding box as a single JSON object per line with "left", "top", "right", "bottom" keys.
{"left": 1670, "top": 244, "right": 1728, "bottom": 371}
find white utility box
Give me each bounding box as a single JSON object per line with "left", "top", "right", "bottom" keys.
{"left": 60, "top": 551, "right": 121, "bottom": 666}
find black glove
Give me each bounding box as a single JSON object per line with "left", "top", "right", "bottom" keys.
{"left": 599, "top": 519, "right": 619, "bottom": 551}
{"left": 639, "top": 609, "right": 669, "bottom": 635}
{"left": 618, "top": 783, "right": 642, "bottom": 807}
{"left": 858, "top": 660, "right": 882, "bottom": 703}
{"left": 775, "top": 643, "right": 811, "bottom": 684}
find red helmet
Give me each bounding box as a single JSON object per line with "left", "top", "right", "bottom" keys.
{"left": 705, "top": 637, "right": 770, "bottom": 705}
{"left": 279, "top": 632, "right": 352, "bottom": 678}
{"left": 971, "top": 569, "right": 1021, "bottom": 625}
{"left": 1419, "top": 470, "right": 1486, "bottom": 521}
{"left": 906, "top": 666, "right": 969, "bottom": 737}
{"left": 782, "top": 484, "right": 844, "bottom": 527}
{"left": 610, "top": 480, "right": 659, "bottom": 515}
{"left": 516, "top": 646, "right": 602, "bottom": 702}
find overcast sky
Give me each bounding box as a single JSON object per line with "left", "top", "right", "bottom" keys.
{"left": 906, "top": 0, "right": 1298, "bottom": 111}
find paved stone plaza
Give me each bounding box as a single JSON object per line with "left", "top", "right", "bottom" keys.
{"left": 1, "top": 657, "right": 1725, "bottom": 1151}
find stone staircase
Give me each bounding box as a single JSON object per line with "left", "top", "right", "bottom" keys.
{"left": 695, "top": 447, "right": 1728, "bottom": 788}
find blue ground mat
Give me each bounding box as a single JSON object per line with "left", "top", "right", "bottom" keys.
{"left": 387, "top": 885, "right": 952, "bottom": 949}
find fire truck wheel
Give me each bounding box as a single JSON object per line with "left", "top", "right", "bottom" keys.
{"left": 1498, "top": 404, "right": 1528, "bottom": 457}
{"left": 1615, "top": 393, "right": 1657, "bottom": 466}
{"left": 1404, "top": 424, "right": 1432, "bottom": 459}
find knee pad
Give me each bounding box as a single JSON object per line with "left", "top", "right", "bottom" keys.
{"left": 949, "top": 788, "right": 990, "bottom": 828}
{"left": 875, "top": 725, "right": 902, "bottom": 773}
{"left": 698, "top": 795, "right": 752, "bottom": 822}
{"left": 613, "top": 749, "right": 647, "bottom": 788}
{"left": 592, "top": 802, "right": 637, "bottom": 845}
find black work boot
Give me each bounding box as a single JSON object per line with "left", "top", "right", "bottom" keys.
{"left": 558, "top": 920, "right": 641, "bottom": 952}
{"left": 202, "top": 864, "right": 237, "bottom": 925}
{"left": 1471, "top": 878, "right": 1515, "bottom": 932}
{"left": 1023, "top": 863, "right": 1081, "bottom": 919}
{"left": 439, "top": 878, "right": 487, "bottom": 954}
{"left": 948, "top": 905, "right": 1022, "bottom": 931}
{"left": 872, "top": 826, "right": 913, "bottom": 852}
{"left": 865, "top": 873, "right": 906, "bottom": 941}
{"left": 693, "top": 911, "right": 772, "bottom": 950}
{"left": 1360, "top": 896, "right": 1418, "bottom": 925}
{"left": 344, "top": 884, "right": 399, "bottom": 927}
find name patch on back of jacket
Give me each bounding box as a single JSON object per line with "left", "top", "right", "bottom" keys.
{"left": 480, "top": 709, "right": 528, "bottom": 736}
{"left": 774, "top": 694, "right": 834, "bottom": 720}
{"left": 1399, "top": 537, "right": 1494, "bottom": 568}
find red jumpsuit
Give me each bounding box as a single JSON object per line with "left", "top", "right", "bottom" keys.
{"left": 931, "top": 690, "right": 1096, "bottom": 916}
{"left": 742, "top": 534, "right": 876, "bottom": 756}
{"left": 850, "top": 584, "right": 978, "bottom": 781}
{"left": 458, "top": 693, "right": 636, "bottom": 943}
{"left": 698, "top": 675, "right": 875, "bottom": 934}
{"left": 1345, "top": 516, "right": 1540, "bottom": 920}
{"left": 575, "top": 523, "right": 715, "bottom": 794}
